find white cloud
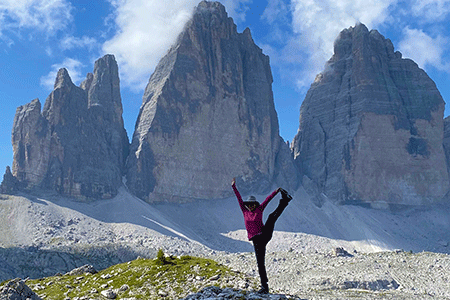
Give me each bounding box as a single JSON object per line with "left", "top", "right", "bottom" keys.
{"left": 398, "top": 27, "right": 450, "bottom": 72}
{"left": 410, "top": 0, "right": 450, "bottom": 22}
{"left": 40, "top": 58, "right": 85, "bottom": 90}
{"left": 103, "top": 0, "right": 251, "bottom": 91}
{"left": 103, "top": 0, "right": 196, "bottom": 90}
{"left": 60, "top": 35, "right": 98, "bottom": 51}
{"left": 0, "top": 0, "right": 73, "bottom": 41}
{"left": 289, "top": 0, "right": 397, "bottom": 88}
{"left": 261, "top": 0, "right": 289, "bottom": 25}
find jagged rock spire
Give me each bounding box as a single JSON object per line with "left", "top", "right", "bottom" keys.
{"left": 0, "top": 166, "right": 19, "bottom": 195}
{"left": 126, "top": 1, "right": 297, "bottom": 202}
{"left": 11, "top": 55, "right": 129, "bottom": 200}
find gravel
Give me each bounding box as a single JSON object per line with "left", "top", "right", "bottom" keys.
{"left": 1, "top": 187, "right": 450, "bottom": 299}
{"left": 211, "top": 250, "right": 450, "bottom": 299}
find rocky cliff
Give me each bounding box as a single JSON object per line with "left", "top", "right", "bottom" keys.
{"left": 126, "top": 1, "right": 297, "bottom": 202}
{"left": 0, "top": 166, "right": 19, "bottom": 195}
{"left": 292, "top": 23, "right": 449, "bottom": 206}
{"left": 11, "top": 55, "right": 129, "bottom": 200}
{"left": 443, "top": 116, "right": 450, "bottom": 183}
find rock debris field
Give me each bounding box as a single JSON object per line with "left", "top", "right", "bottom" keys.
{"left": 1, "top": 189, "right": 450, "bottom": 299}
{"left": 211, "top": 249, "right": 450, "bottom": 299}
{"left": 1, "top": 250, "right": 449, "bottom": 300}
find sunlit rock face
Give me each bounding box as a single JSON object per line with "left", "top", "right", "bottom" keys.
{"left": 126, "top": 1, "right": 297, "bottom": 202}
{"left": 12, "top": 55, "right": 129, "bottom": 200}
{"left": 292, "top": 23, "right": 449, "bottom": 206}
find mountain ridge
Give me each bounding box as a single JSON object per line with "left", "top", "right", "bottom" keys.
{"left": 2, "top": 1, "right": 450, "bottom": 208}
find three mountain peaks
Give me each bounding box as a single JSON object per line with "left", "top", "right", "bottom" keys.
{"left": 5, "top": 1, "right": 450, "bottom": 208}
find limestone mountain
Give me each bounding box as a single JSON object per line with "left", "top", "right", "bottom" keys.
{"left": 126, "top": 1, "right": 297, "bottom": 202}
{"left": 292, "top": 23, "right": 449, "bottom": 206}
{"left": 11, "top": 54, "right": 129, "bottom": 200}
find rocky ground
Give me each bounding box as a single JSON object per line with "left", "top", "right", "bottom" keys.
{"left": 211, "top": 249, "right": 450, "bottom": 299}
{"left": 1, "top": 188, "right": 450, "bottom": 299}
{"left": 2, "top": 249, "right": 449, "bottom": 300}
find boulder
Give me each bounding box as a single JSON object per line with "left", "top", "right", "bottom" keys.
{"left": 0, "top": 278, "right": 41, "bottom": 300}
{"left": 292, "top": 23, "right": 449, "bottom": 206}
{"left": 126, "top": 1, "right": 297, "bottom": 202}
{"left": 64, "top": 264, "right": 97, "bottom": 276}
{"left": 182, "top": 286, "right": 294, "bottom": 299}
{"left": 11, "top": 55, "right": 129, "bottom": 200}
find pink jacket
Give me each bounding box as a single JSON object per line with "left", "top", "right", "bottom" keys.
{"left": 232, "top": 183, "right": 278, "bottom": 240}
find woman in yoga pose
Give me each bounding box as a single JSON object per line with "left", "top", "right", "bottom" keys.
{"left": 231, "top": 178, "right": 292, "bottom": 294}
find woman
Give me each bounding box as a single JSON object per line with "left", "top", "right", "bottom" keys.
{"left": 231, "top": 177, "right": 292, "bottom": 294}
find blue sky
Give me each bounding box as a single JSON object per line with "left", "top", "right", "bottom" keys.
{"left": 1, "top": 0, "right": 450, "bottom": 175}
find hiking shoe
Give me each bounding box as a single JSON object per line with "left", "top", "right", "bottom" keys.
{"left": 258, "top": 286, "right": 269, "bottom": 294}
{"left": 280, "top": 188, "right": 293, "bottom": 202}
{"left": 284, "top": 193, "right": 293, "bottom": 201}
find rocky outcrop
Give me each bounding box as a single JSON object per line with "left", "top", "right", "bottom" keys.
{"left": 0, "top": 278, "right": 42, "bottom": 300}
{"left": 11, "top": 55, "right": 129, "bottom": 200}
{"left": 182, "top": 286, "right": 296, "bottom": 299}
{"left": 126, "top": 1, "right": 297, "bottom": 202}
{"left": 65, "top": 264, "right": 97, "bottom": 276}
{"left": 292, "top": 23, "right": 449, "bottom": 206}
{"left": 0, "top": 166, "right": 19, "bottom": 195}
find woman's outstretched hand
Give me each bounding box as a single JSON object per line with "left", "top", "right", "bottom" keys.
{"left": 232, "top": 177, "right": 236, "bottom": 186}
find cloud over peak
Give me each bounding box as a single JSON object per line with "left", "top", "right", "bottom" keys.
{"left": 102, "top": 0, "right": 196, "bottom": 91}
{"left": 102, "top": 0, "right": 253, "bottom": 91}
{"left": 40, "top": 58, "right": 84, "bottom": 90}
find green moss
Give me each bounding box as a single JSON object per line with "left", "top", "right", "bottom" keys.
{"left": 26, "top": 254, "right": 246, "bottom": 300}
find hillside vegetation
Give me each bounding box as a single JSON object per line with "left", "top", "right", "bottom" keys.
{"left": 23, "top": 251, "right": 257, "bottom": 300}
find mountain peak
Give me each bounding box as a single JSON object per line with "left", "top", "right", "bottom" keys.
{"left": 187, "top": 0, "right": 237, "bottom": 40}
{"left": 54, "top": 68, "right": 73, "bottom": 89}
{"left": 12, "top": 55, "right": 129, "bottom": 200}
{"left": 196, "top": 0, "right": 227, "bottom": 15}
{"left": 126, "top": 0, "right": 297, "bottom": 202}
{"left": 293, "top": 23, "right": 448, "bottom": 206}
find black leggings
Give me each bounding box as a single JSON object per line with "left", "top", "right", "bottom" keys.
{"left": 251, "top": 200, "right": 288, "bottom": 287}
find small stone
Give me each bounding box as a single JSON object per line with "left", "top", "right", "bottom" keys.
{"left": 119, "top": 284, "right": 129, "bottom": 292}
{"left": 101, "top": 273, "right": 112, "bottom": 279}
{"left": 101, "top": 289, "right": 117, "bottom": 299}
{"left": 332, "top": 247, "right": 353, "bottom": 257}
{"left": 209, "top": 274, "right": 220, "bottom": 281}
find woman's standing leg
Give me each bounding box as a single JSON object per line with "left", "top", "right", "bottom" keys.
{"left": 252, "top": 235, "right": 269, "bottom": 292}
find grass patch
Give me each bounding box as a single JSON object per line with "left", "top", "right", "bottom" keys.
{"left": 26, "top": 251, "right": 249, "bottom": 299}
